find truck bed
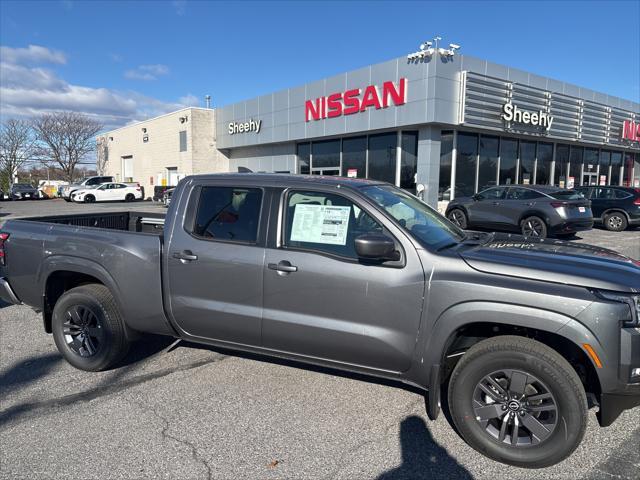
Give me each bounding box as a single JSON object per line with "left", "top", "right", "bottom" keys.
{"left": 1, "top": 210, "right": 172, "bottom": 336}
{"left": 18, "top": 210, "right": 166, "bottom": 234}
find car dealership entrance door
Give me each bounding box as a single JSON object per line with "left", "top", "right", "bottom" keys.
{"left": 583, "top": 172, "right": 599, "bottom": 186}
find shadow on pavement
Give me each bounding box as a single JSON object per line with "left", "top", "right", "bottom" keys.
{"left": 0, "top": 352, "right": 63, "bottom": 396}
{"left": 377, "top": 416, "right": 472, "bottom": 480}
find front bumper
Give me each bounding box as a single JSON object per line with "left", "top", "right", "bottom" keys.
{"left": 598, "top": 326, "right": 640, "bottom": 426}
{"left": 0, "top": 277, "right": 21, "bottom": 305}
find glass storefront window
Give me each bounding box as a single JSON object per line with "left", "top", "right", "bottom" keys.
{"left": 610, "top": 151, "right": 622, "bottom": 186}
{"left": 583, "top": 148, "right": 599, "bottom": 186}
{"left": 536, "top": 143, "right": 552, "bottom": 185}
{"left": 439, "top": 131, "right": 454, "bottom": 201}
{"left": 297, "top": 143, "right": 310, "bottom": 175}
{"left": 554, "top": 144, "right": 569, "bottom": 187}
{"left": 478, "top": 135, "right": 499, "bottom": 191}
{"left": 569, "top": 147, "right": 583, "bottom": 187}
{"left": 456, "top": 132, "right": 478, "bottom": 197}
{"left": 519, "top": 141, "right": 536, "bottom": 185}
{"left": 599, "top": 151, "right": 611, "bottom": 185}
{"left": 311, "top": 140, "right": 340, "bottom": 174}
{"left": 500, "top": 138, "right": 518, "bottom": 185}
{"left": 400, "top": 131, "right": 418, "bottom": 193}
{"left": 634, "top": 154, "right": 640, "bottom": 188}
{"left": 342, "top": 136, "right": 366, "bottom": 179}
{"left": 623, "top": 152, "right": 635, "bottom": 187}
{"left": 368, "top": 133, "right": 398, "bottom": 185}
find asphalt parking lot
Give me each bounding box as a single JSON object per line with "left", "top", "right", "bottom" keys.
{"left": 1, "top": 199, "right": 639, "bottom": 480}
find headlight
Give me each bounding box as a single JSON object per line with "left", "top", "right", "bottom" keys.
{"left": 594, "top": 290, "right": 640, "bottom": 327}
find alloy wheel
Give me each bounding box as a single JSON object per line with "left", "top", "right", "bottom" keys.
{"left": 607, "top": 215, "right": 623, "bottom": 230}
{"left": 473, "top": 369, "right": 558, "bottom": 447}
{"left": 62, "top": 305, "right": 104, "bottom": 357}
{"left": 449, "top": 210, "right": 466, "bottom": 228}
{"left": 522, "top": 218, "right": 544, "bottom": 237}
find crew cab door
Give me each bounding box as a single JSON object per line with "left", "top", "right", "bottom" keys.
{"left": 164, "top": 181, "right": 267, "bottom": 345}
{"left": 262, "top": 188, "right": 425, "bottom": 373}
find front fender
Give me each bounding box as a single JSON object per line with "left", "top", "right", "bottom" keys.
{"left": 422, "top": 301, "right": 606, "bottom": 388}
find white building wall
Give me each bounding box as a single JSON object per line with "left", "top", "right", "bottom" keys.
{"left": 103, "top": 107, "right": 222, "bottom": 199}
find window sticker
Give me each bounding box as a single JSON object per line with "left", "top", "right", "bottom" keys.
{"left": 290, "top": 204, "right": 351, "bottom": 245}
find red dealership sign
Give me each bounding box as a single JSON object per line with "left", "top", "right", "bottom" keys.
{"left": 622, "top": 120, "right": 639, "bottom": 142}
{"left": 305, "top": 78, "right": 408, "bottom": 122}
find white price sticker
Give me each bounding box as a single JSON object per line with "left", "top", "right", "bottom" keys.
{"left": 290, "top": 204, "right": 351, "bottom": 245}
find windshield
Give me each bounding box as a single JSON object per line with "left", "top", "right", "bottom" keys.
{"left": 361, "top": 185, "right": 465, "bottom": 250}
{"left": 549, "top": 190, "right": 584, "bottom": 200}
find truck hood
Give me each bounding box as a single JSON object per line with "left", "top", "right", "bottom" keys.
{"left": 459, "top": 234, "right": 640, "bottom": 293}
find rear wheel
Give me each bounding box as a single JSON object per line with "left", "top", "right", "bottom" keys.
{"left": 447, "top": 208, "right": 468, "bottom": 229}
{"left": 52, "top": 284, "right": 130, "bottom": 371}
{"left": 603, "top": 212, "right": 627, "bottom": 232}
{"left": 521, "top": 216, "right": 547, "bottom": 239}
{"left": 125, "top": 193, "right": 135, "bottom": 202}
{"left": 84, "top": 194, "right": 95, "bottom": 203}
{"left": 448, "top": 336, "right": 588, "bottom": 468}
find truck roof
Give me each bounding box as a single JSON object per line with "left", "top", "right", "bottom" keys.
{"left": 186, "top": 173, "right": 387, "bottom": 189}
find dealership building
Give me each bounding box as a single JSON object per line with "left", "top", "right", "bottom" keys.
{"left": 215, "top": 48, "right": 640, "bottom": 210}
{"left": 101, "top": 48, "right": 640, "bottom": 208}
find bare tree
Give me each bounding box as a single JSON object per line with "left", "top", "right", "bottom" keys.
{"left": 32, "top": 112, "right": 102, "bottom": 182}
{"left": 95, "top": 136, "right": 109, "bottom": 175}
{"left": 0, "top": 119, "right": 37, "bottom": 185}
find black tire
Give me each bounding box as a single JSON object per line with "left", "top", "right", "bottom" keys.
{"left": 447, "top": 336, "right": 588, "bottom": 468}
{"left": 447, "top": 208, "right": 468, "bottom": 229}
{"left": 603, "top": 212, "right": 627, "bottom": 232}
{"left": 52, "top": 284, "right": 130, "bottom": 371}
{"left": 84, "top": 194, "right": 95, "bottom": 203}
{"left": 64, "top": 198, "right": 71, "bottom": 202}
{"left": 520, "top": 216, "right": 547, "bottom": 239}
{"left": 125, "top": 193, "right": 135, "bottom": 202}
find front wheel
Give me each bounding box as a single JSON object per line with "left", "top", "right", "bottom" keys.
{"left": 447, "top": 336, "right": 588, "bottom": 468}
{"left": 84, "top": 194, "right": 95, "bottom": 203}
{"left": 447, "top": 208, "right": 468, "bottom": 229}
{"left": 52, "top": 284, "right": 130, "bottom": 371}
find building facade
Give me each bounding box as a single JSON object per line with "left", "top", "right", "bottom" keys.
{"left": 102, "top": 107, "right": 226, "bottom": 199}
{"left": 215, "top": 52, "right": 640, "bottom": 210}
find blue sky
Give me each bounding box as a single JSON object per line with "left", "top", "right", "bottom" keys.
{"left": 1, "top": 0, "right": 638, "bottom": 130}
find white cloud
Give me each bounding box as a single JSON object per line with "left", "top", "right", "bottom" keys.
{"left": 0, "top": 46, "right": 192, "bottom": 131}
{"left": 124, "top": 63, "right": 170, "bottom": 81}
{"left": 109, "top": 53, "right": 123, "bottom": 63}
{"left": 0, "top": 45, "right": 67, "bottom": 65}
{"left": 178, "top": 94, "right": 200, "bottom": 106}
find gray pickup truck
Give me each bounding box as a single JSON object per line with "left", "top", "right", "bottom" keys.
{"left": 1, "top": 174, "right": 639, "bottom": 468}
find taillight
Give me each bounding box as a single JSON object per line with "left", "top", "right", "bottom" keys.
{"left": 550, "top": 201, "right": 567, "bottom": 208}
{"left": 0, "top": 232, "right": 8, "bottom": 266}
{"left": 633, "top": 197, "right": 640, "bottom": 206}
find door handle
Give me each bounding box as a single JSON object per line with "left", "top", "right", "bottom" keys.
{"left": 172, "top": 251, "right": 198, "bottom": 262}
{"left": 268, "top": 261, "right": 298, "bottom": 273}
{"left": 492, "top": 202, "right": 500, "bottom": 206}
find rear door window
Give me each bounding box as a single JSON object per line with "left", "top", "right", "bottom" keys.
{"left": 593, "top": 188, "right": 615, "bottom": 200}
{"left": 192, "top": 187, "right": 262, "bottom": 243}
{"left": 506, "top": 188, "right": 543, "bottom": 200}
{"left": 283, "top": 190, "right": 383, "bottom": 259}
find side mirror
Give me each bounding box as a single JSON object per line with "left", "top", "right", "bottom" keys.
{"left": 355, "top": 233, "right": 399, "bottom": 261}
